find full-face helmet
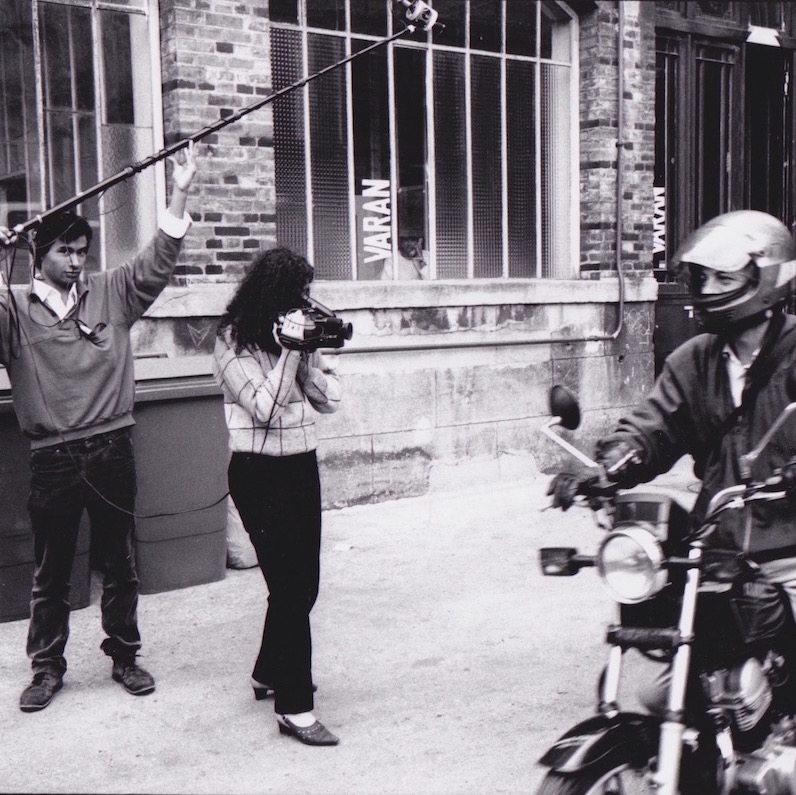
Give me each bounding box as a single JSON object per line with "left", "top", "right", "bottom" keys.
{"left": 670, "top": 210, "right": 796, "bottom": 333}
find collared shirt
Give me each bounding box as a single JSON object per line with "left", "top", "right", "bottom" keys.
{"left": 27, "top": 210, "right": 191, "bottom": 323}
{"left": 32, "top": 278, "right": 78, "bottom": 320}
{"left": 723, "top": 343, "right": 760, "bottom": 407}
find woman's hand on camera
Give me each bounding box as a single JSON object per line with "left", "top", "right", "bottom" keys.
{"left": 272, "top": 319, "right": 304, "bottom": 359}
{"left": 272, "top": 322, "right": 294, "bottom": 352}
{"left": 296, "top": 352, "right": 310, "bottom": 384}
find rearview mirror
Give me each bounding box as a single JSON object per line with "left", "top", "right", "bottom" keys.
{"left": 549, "top": 385, "right": 581, "bottom": 431}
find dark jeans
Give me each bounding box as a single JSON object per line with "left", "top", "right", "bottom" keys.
{"left": 26, "top": 428, "right": 140, "bottom": 676}
{"left": 228, "top": 451, "right": 321, "bottom": 715}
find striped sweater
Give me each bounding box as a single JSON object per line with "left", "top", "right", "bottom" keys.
{"left": 212, "top": 329, "right": 341, "bottom": 456}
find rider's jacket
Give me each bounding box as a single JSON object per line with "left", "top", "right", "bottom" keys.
{"left": 600, "top": 313, "right": 796, "bottom": 560}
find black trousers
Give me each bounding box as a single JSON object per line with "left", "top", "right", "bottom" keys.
{"left": 27, "top": 428, "right": 140, "bottom": 676}
{"left": 228, "top": 451, "right": 321, "bottom": 715}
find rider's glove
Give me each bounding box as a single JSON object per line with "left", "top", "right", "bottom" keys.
{"left": 595, "top": 438, "right": 644, "bottom": 486}
{"left": 547, "top": 467, "right": 606, "bottom": 511}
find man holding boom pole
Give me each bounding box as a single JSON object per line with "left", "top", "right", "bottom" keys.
{"left": 0, "top": 143, "right": 198, "bottom": 712}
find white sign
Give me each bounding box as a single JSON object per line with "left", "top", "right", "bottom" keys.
{"left": 360, "top": 179, "right": 391, "bottom": 263}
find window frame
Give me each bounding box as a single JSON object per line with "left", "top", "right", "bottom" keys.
{"left": 0, "top": 0, "right": 165, "bottom": 273}
{"left": 655, "top": 31, "right": 744, "bottom": 265}
{"left": 270, "top": 0, "right": 580, "bottom": 281}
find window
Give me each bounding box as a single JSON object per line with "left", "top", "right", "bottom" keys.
{"left": 270, "top": 0, "right": 577, "bottom": 281}
{"left": 694, "top": 43, "right": 736, "bottom": 223}
{"left": 0, "top": 0, "right": 159, "bottom": 279}
{"left": 655, "top": 33, "right": 742, "bottom": 267}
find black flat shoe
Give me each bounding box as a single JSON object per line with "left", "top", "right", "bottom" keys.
{"left": 251, "top": 678, "right": 317, "bottom": 701}
{"left": 278, "top": 715, "right": 339, "bottom": 746}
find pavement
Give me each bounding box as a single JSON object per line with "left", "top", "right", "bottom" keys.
{"left": 0, "top": 458, "right": 700, "bottom": 795}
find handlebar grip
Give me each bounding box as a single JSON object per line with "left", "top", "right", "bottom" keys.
{"left": 606, "top": 625, "right": 682, "bottom": 652}
{"left": 579, "top": 480, "right": 619, "bottom": 498}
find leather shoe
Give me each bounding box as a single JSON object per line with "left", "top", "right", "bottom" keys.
{"left": 278, "top": 715, "right": 339, "bottom": 746}
{"left": 251, "top": 677, "right": 317, "bottom": 701}
{"left": 112, "top": 659, "right": 155, "bottom": 696}
{"left": 20, "top": 671, "right": 63, "bottom": 712}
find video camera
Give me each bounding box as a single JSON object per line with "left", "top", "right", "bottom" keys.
{"left": 277, "top": 298, "right": 353, "bottom": 352}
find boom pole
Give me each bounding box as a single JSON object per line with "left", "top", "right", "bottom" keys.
{"left": 13, "top": 0, "right": 440, "bottom": 235}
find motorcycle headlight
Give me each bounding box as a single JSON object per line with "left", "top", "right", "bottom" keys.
{"left": 596, "top": 525, "right": 667, "bottom": 604}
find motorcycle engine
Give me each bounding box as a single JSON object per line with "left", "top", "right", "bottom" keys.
{"left": 701, "top": 657, "right": 796, "bottom": 793}
{"left": 702, "top": 657, "right": 772, "bottom": 732}
{"left": 735, "top": 732, "right": 796, "bottom": 794}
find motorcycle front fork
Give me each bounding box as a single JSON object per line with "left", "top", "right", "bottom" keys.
{"left": 597, "top": 547, "right": 727, "bottom": 794}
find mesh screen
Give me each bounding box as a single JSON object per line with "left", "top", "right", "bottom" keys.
{"left": 506, "top": 60, "right": 536, "bottom": 277}
{"left": 271, "top": 27, "right": 309, "bottom": 260}
{"left": 540, "top": 63, "right": 571, "bottom": 278}
{"left": 433, "top": 50, "right": 467, "bottom": 278}
{"left": 308, "top": 33, "right": 351, "bottom": 279}
{"left": 471, "top": 55, "right": 502, "bottom": 278}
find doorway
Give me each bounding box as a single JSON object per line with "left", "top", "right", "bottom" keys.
{"left": 745, "top": 45, "right": 791, "bottom": 222}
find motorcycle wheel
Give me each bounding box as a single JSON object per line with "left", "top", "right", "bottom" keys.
{"left": 536, "top": 751, "right": 657, "bottom": 795}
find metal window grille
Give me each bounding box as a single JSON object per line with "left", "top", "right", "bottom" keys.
{"left": 0, "top": 0, "right": 160, "bottom": 274}
{"left": 270, "top": 0, "right": 577, "bottom": 281}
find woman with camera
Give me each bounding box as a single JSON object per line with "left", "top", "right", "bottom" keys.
{"left": 212, "top": 247, "right": 342, "bottom": 746}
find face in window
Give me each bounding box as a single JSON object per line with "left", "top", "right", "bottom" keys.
{"left": 39, "top": 236, "right": 89, "bottom": 293}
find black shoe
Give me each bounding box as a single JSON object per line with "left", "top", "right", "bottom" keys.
{"left": 20, "top": 671, "right": 63, "bottom": 713}
{"left": 278, "top": 715, "right": 339, "bottom": 746}
{"left": 112, "top": 659, "right": 155, "bottom": 696}
{"left": 251, "top": 677, "right": 275, "bottom": 700}
{"left": 251, "top": 677, "right": 317, "bottom": 700}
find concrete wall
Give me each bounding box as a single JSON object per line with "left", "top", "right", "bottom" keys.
{"left": 133, "top": 275, "right": 657, "bottom": 508}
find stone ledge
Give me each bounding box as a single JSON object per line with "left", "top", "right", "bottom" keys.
{"left": 145, "top": 275, "right": 659, "bottom": 317}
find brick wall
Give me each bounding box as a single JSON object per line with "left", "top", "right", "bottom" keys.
{"left": 579, "top": 1, "right": 656, "bottom": 278}
{"left": 158, "top": 0, "right": 276, "bottom": 282}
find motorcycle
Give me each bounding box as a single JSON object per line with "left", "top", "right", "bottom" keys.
{"left": 536, "top": 384, "right": 796, "bottom": 795}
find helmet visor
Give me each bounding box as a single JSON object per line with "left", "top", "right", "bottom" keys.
{"left": 674, "top": 225, "right": 760, "bottom": 273}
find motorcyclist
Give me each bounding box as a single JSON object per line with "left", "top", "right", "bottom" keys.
{"left": 549, "top": 210, "right": 796, "bottom": 624}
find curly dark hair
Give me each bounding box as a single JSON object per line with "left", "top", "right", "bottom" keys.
{"left": 218, "top": 246, "right": 314, "bottom": 353}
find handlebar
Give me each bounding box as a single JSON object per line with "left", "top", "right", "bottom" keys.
{"left": 739, "top": 400, "right": 796, "bottom": 480}
{"left": 704, "top": 474, "right": 788, "bottom": 519}
{"left": 685, "top": 476, "right": 788, "bottom": 546}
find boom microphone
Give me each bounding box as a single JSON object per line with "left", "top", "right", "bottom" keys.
{"left": 395, "top": 0, "right": 440, "bottom": 32}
